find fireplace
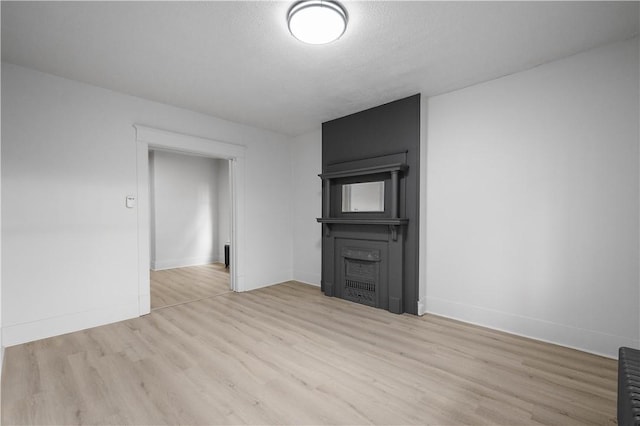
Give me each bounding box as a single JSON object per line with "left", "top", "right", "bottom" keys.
{"left": 340, "top": 245, "right": 382, "bottom": 307}
{"left": 318, "top": 153, "right": 407, "bottom": 314}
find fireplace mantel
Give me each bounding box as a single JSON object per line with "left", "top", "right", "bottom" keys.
{"left": 319, "top": 163, "right": 408, "bottom": 180}
{"left": 316, "top": 217, "right": 408, "bottom": 240}
{"left": 316, "top": 218, "right": 408, "bottom": 225}
{"left": 317, "top": 160, "right": 409, "bottom": 240}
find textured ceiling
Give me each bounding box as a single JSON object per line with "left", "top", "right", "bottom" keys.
{"left": 2, "top": 1, "right": 638, "bottom": 136}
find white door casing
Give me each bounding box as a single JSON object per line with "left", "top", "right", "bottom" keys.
{"left": 134, "top": 124, "right": 246, "bottom": 315}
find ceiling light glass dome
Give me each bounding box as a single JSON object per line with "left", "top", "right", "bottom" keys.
{"left": 287, "top": 0, "right": 348, "bottom": 45}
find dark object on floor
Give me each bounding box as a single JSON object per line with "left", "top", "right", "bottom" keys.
{"left": 224, "top": 243, "right": 230, "bottom": 268}
{"left": 618, "top": 346, "right": 640, "bottom": 426}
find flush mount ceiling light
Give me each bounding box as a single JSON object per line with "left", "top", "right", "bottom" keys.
{"left": 287, "top": 0, "right": 348, "bottom": 45}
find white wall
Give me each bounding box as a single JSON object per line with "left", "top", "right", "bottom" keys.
{"left": 150, "top": 150, "right": 220, "bottom": 270}
{"left": 1, "top": 63, "right": 293, "bottom": 346}
{"left": 282, "top": 38, "right": 639, "bottom": 358}
{"left": 424, "top": 37, "right": 640, "bottom": 358}
{"left": 291, "top": 129, "right": 322, "bottom": 285}
{"left": 216, "top": 159, "right": 230, "bottom": 264}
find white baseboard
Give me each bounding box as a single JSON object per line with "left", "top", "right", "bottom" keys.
{"left": 0, "top": 349, "right": 3, "bottom": 409}
{"left": 151, "top": 256, "right": 217, "bottom": 271}
{"left": 2, "top": 302, "right": 140, "bottom": 347}
{"left": 296, "top": 280, "right": 320, "bottom": 287}
{"left": 241, "top": 269, "right": 294, "bottom": 292}
{"left": 426, "top": 296, "right": 638, "bottom": 359}
{"left": 292, "top": 270, "right": 321, "bottom": 287}
{"left": 139, "top": 293, "right": 151, "bottom": 316}
{"left": 417, "top": 299, "right": 426, "bottom": 316}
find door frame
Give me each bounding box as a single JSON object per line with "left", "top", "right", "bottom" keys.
{"left": 134, "top": 125, "right": 246, "bottom": 315}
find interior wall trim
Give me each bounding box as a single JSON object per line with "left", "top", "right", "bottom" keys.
{"left": 135, "top": 125, "right": 246, "bottom": 159}
{"left": 2, "top": 302, "right": 139, "bottom": 347}
{"left": 418, "top": 96, "right": 428, "bottom": 317}
{"left": 0, "top": 346, "right": 4, "bottom": 383}
{"left": 426, "top": 296, "right": 637, "bottom": 359}
{"left": 293, "top": 271, "right": 322, "bottom": 287}
{"left": 134, "top": 125, "right": 247, "bottom": 317}
{"left": 151, "top": 256, "right": 219, "bottom": 271}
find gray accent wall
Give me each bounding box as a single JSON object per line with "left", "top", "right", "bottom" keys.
{"left": 322, "top": 94, "right": 421, "bottom": 314}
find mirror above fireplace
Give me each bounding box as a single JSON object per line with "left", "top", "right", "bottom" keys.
{"left": 341, "top": 181, "right": 385, "bottom": 212}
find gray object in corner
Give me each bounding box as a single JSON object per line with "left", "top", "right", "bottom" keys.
{"left": 618, "top": 347, "right": 640, "bottom": 425}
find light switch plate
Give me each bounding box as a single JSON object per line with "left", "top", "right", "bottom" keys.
{"left": 126, "top": 195, "right": 136, "bottom": 208}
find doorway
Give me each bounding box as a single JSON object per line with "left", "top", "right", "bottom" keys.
{"left": 134, "top": 125, "right": 246, "bottom": 316}
{"left": 148, "top": 149, "right": 231, "bottom": 309}
{"left": 150, "top": 264, "right": 230, "bottom": 309}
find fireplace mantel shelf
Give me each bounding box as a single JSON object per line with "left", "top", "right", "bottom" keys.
{"left": 317, "top": 217, "right": 408, "bottom": 240}
{"left": 319, "top": 163, "right": 408, "bottom": 180}
{"left": 316, "top": 218, "right": 408, "bottom": 225}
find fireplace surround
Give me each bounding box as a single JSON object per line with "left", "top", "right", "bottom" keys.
{"left": 318, "top": 152, "right": 409, "bottom": 313}
{"left": 320, "top": 94, "right": 420, "bottom": 315}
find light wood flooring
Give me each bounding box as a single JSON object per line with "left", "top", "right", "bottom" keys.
{"left": 2, "top": 280, "right": 617, "bottom": 425}
{"left": 150, "top": 263, "right": 230, "bottom": 310}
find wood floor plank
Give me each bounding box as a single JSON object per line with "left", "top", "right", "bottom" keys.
{"left": 150, "top": 263, "right": 230, "bottom": 310}
{"left": 2, "top": 273, "right": 618, "bottom": 425}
